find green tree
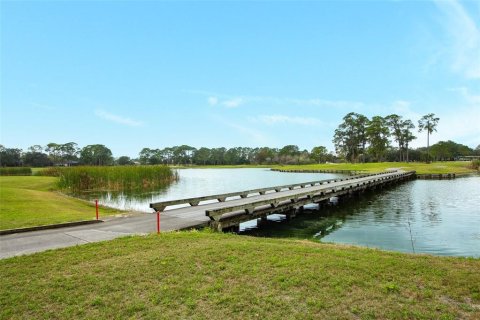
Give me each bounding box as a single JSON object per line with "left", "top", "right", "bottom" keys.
{"left": 116, "top": 156, "right": 133, "bottom": 165}
{"left": 401, "top": 120, "right": 416, "bottom": 162}
{"left": 60, "top": 142, "right": 79, "bottom": 164}
{"left": 23, "top": 148, "right": 51, "bottom": 167}
{"left": 80, "top": 144, "right": 113, "bottom": 166}
{"left": 255, "top": 147, "right": 275, "bottom": 164}
{"left": 430, "top": 140, "right": 473, "bottom": 161}
{"left": 192, "top": 147, "right": 212, "bottom": 165}
{"left": 386, "top": 114, "right": 404, "bottom": 161}
{"left": 46, "top": 143, "right": 62, "bottom": 164}
{"left": 418, "top": 113, "right": 440, "bottom": 163}
{"left": 475, "top": 145, "right": 480, "bottom": 156}
{"left": 0, "top": 145, "right": 22, "bottom": 167}
{"left": 333, "top": 112, "right": 369, "bottom": 162}
{"left": 310, "top": 146, "right": 328, "bottom": 163}
{"left": 366, "top": 116, "right": 390, "bottom": 162}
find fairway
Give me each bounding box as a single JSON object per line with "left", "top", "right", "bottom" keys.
{"left": 0, "top": 176, "right": 122, "bottom": 230}
{"left": 1, "top": 231, "right": 479, "bottom": 319}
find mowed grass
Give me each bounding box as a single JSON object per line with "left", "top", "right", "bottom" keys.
{"left": 0, "top": 176, "right": 122, "bottom": 230}
{"left": 274, "top": 161, "right": 477, "bottom": 175}
{"left": 1, "top": 231, "right": 479, "bottom": 319}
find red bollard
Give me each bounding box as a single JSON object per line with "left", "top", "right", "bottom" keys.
{"left": 157, "top": 211, "right": 160, "bottom": 234}
{"left": 95, "top": 199, "right": 99, "bottom": 220}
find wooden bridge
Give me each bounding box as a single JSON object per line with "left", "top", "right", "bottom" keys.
{"left": 150, "top": 170, "right": 416, "bottom": 232}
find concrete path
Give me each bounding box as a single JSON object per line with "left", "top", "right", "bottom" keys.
{"left": 0, "top": 212, "right": 209, "bottom": 259}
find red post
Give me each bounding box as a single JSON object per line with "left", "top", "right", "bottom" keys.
{"left": 95, "top": 199, "right": 99, "bottom": 220}
{"left": 157, "top": 211, "right": 160, "bottom": 234}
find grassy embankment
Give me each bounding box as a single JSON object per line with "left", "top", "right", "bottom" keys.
{"left": 272, "top": 161, "right": 477, "bottom": 175}
{"left": 0, "top": 166, "right": 176, "bottom": 230}
{"left": 1, "top": 231, "right": 479, "bottom": 319}
{"left": 0, "top": 176, "right": 122, "bottom": 230}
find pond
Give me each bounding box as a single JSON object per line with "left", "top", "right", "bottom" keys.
{"left": 91, "top": 168, "right": 479, "bottom": 257}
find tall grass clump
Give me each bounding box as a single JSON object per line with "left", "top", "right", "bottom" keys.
{"left": 34, "top": 167, "right": 63, "bottom": 177}
{"left": 469, "top": 159, "right": 480, "bottom": 171}
{"left": 0, "top": 167, "right": 32, "bottom": 176}
{"left": 54, "top": 166, "right": 177, "bottom": 192}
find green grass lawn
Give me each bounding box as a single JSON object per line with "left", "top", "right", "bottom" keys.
{"left": 273, "top": 161, "right": 477, "bottom": 175}
{"left": 1, "top": 231, "right": 479, "bottom": 319}
{"left": 0, "top": 176, "right": 122, "bottom": 230}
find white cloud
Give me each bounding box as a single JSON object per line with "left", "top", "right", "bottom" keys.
{"left": 94, "top": 109, "right": 143, "bottom": 127}
{"left": 192, "top": 90, "right": 364, "bottom": 109}
{"left": 207, "top": 96, "right": 218, "bottom": 106}
{"left": 251, "top": 114, "right": 322, "bottom": 126}
{"left": 435, "top": 0, "right": 480, "bottom": 79}
{"left": 222, "top": 98, "right": 244, "bottom": 108}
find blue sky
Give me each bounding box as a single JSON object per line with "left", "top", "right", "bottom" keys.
{"left": 1, "top": 0, "right": 479, "bottom": 158}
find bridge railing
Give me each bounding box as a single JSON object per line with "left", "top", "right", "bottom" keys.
{"left": 149, "top": 172, "right": 389, "bottom": 212}
{"left": 205, "top": 171, "right": 415, "bottom": 222}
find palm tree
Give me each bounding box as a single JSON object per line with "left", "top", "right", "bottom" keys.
{"left": 418, "top": 113, "right": 439, "bottom": 163}
{"left": 402, "top": 120, "right": 416, "bottom": 162}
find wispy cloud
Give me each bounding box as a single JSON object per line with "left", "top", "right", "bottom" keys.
{"left": 250, "top": 114, "right": 322, "bottom": 126}
{"left": 448, "top": 87, "right": 480, "bottom": 105}
{"left": 212, "top": 115, "right": 269, "bottom": 145}
{"left": 190, "top": 90, "right": 364, "bottom": 109}
{"left": 207, "top": 96, "right": 218, "bottom": 106}
{"left": 222, "top": 97, "right": 244, "bottom": 108}
{"left": 94, "top": 109, "right": 143, "bottom": 127}
{"left": 434, "top": 0, "right": 480, "bottom": 79}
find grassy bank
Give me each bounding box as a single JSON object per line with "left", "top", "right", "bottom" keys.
{"left": 272, "top": 161, "right": 477, "bottom": 175}
{"left": 1, "top": 231, "right": 479, "bottom": 319}
{"left": 37, "top": 165, "right": 177, "bottom": 192}
{"left": 0, "top": 176, "right": 121, "bottom": 230}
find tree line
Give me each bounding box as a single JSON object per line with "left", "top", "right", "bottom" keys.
{"left": 333, "top": 112, "right": 442, "bottom": 163}
{"left": 1, "top": 112, "right": 478, "bottom": 167}
{"left": 0, "top": 143, "right": 115, "bottom": 167}
{"left": 1, "top": 140, "right": 478, "bottom": 168}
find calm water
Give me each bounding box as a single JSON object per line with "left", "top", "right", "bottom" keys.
{"left": 91, "top": 169, "right": 479, "bottom": 257}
